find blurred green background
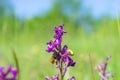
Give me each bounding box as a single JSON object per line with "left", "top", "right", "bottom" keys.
{"left": 0, "top": 0, "right": 120, "bottom": 80}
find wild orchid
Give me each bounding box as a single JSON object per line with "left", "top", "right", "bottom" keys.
{"left": 45, "top": 24, "right": 76, "bottom": 80}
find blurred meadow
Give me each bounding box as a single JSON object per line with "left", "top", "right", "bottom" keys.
{"left": 0, "top": 0, "right": 120, "bottom": 80}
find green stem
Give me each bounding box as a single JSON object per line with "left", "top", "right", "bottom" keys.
{"left": 88, "top": 53, "right": 95, "bottom": 80}
{"left": 60, "top": 60, "right": 63, "bottom": 80}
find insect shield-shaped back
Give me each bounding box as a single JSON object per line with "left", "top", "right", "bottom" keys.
{"left": 50, "top": 57, "right": 55, "bottom": 64}
{"left": 67, "top": 49, "right": 74, "bottom": 56}
{"left": 50, "top": 51, "right": 61, "bottom": 64}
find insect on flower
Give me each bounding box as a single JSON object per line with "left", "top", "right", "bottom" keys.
{"left": 67, "top": 49, "right": 74, "bottom": 56}
{"left": 50, "top": 57, "right": 55, "bottom": 64}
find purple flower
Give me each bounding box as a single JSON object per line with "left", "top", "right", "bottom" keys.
{"left": 61, "top": 45, "right": 68, "bottom": 54}
{"left": 106, "top": 56, "right": 111, "bottom": 61}
{"left": 45, "top": 74, "right": 59, "bottom": 80}
{"left": 68, "top": 76, "right": 75, "bottom": 80}
{"left": 0, "top": 64, "right": 17, "bottom": 80}
{"left": 46, "top": 40, "right": 55, "bottom": 53}
{"left": 63, "top": 57, "right": 76, "bottom": 77}
{"left": 54, "top": 24, "right": 66, "bottom": 39}
{"left": 95, "top": 56, "right": 114, "bottom": 80}
{"left": 54, "top": 38, "right": 62, "bottom": 46}
{"left": 67, "top": 57, "right": 76, "bottom": 67}
{"left": 60, "top": 45, "right": 76, "bottom": 67}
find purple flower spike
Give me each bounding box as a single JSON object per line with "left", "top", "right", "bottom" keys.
{"left": 46, "top": 24, "right": 76, "bottom": 80}
{"left": 53, "top": 74, "right": 59, "bottom": 80}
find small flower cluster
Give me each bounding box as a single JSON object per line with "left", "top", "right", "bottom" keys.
{"left": 0, "top": 64, "right": 17, "bottom": 80}
{"left": 46, "top": 24, "right": 76, "bottom": 80}
{"left": 95, "top": 56, "right": 114, "bottom": 80}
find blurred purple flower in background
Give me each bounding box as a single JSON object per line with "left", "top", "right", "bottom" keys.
{"left": 0, "top": 64, "right": 17, "bottom": 80}
{"left": 68, "top": 76, "right": 75, "bottom": 80}
{"left": 95, "top": 56, "right": 114, "bottom": 80}
{"left": 45, "top": 74, "right": 59, "bottom": 80}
